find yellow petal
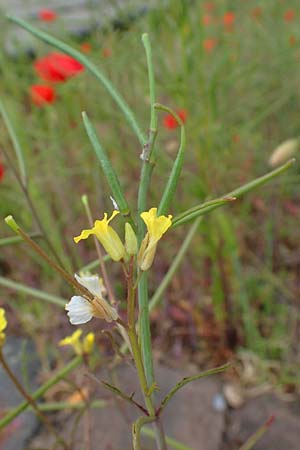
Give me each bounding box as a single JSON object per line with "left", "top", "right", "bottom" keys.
{"left": 0, "top": 308, "right": 7, "bottom": 333}
{"left": 59, "top": 329, "right": 83, "bottom": 355}
{"left": 74, "top": 211, "right": 124, "bottom": 261}
{"left": 140, "top": 208, "right": 172, "bottom": 243}
{"left": 83, "top": 332, "right": 95, "bottom": 354}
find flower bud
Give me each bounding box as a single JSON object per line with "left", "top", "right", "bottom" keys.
{"left": 125, "top": 223, "right": 138, "bottom": 256}
{"left": 269, "top": 138, "right": 299, "bottom": 167}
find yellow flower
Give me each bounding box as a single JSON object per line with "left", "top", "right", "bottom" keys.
{"left": 74, "top": 211, "right": 125, "bottom": 262}
{"left": 83, "top": 332, "right": 95, "bottom": 354}
{"left": 138, "top": 208, "right": 172, "bottom": 271}
{"left": 0, "top": 308, "right": 7, "bottom": 347}
{"left": 59, "top": 329, "right": 95, "bottom": 355}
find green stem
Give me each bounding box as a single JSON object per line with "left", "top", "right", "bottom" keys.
{"left": 142, "top": 427, "right": 195, "bottom": 450}
{"left": 138, "top": 271, "right": 154, "bottom": 387}
{"left": 5, "top": 217, "right": 94, "bottom": 302}
{"left": 127, "top": 327, "right": 155, "bottom": 416}
{"left": 0, "top": 356, "right": 82, "bottom": 429}
{"left": 137, "top": 34, "right": 158, "bottom": 396}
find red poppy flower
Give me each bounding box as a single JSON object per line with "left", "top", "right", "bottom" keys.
{"left": 223, "top": 11, "right": 235, "bottom": 29}
{"left": 34, "top": 52, "right": 84, "bottom": 83}
{"left": 80, "top": 42, "right": 92, "bottom": 54}
{"left": 203, "top": 38, "right": 217, "bottom": 53}
{"left": 163, "top": 109, "right": 187, "bottom": 130}
{"left": 38, "top": 8, "right": 57, "bottom": 22}
{"left": 0, "top": 162, "right": 5, "bottom": 181}
{"left": 284, "top": 9, "right": 295, "bottom": 22}
{"left": 30, "top": 85, "right": 56, "bottom": 106}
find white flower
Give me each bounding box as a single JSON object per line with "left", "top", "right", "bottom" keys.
{"left": 65, "top": 274, "right": 118, "bottom": 325}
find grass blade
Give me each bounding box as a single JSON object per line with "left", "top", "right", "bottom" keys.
{"left": 0, "top": 276, "right": 65, "bottom": 307}
{"left": 0, "top": 99, "right": 27, "bottom": 186}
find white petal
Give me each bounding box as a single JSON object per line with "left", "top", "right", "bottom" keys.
{"left": 65, "top": 296, "right": 93, "bottom": 325}
{"left": 75, "top": 274, "right": 105, "bottom": 298}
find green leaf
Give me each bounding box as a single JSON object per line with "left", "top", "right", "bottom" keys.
{"left": 82, "top": 112, "right": 132, "bottom": 220}
{"left": 158, "top": 364, "right": 230, "bottom": 413}
{"left": 155, "top": 104, "right": 186, "bottom": 216}
{"left": 7, "top": 15, "right": 146, "bottom": 146}
{"left": 173, "top": 159, "right": 295, "bottom": 227}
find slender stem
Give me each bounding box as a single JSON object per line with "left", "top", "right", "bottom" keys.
{"left": 127, "top": 257, "right": 136, "bottom": 327}
{"left": 0, "top": 351, "right": 69, "bottom": 449}
{"left": 127, "top": 327, "right": 155, "bottom": 416}
{"left": 5, "top": 219, "right": 94, "bottom": 302}
{"left": 138, "top": 271, "right": 154, "bottom": 386}
{"left": 82, "top": 195, "right": 116, "bottom": 305}
{"left": 0, "top": 356, "right": 82, "bottom": 429}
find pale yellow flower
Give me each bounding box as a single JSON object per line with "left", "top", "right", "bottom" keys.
{"left": 0, "top": 308, "right": 7, "bottom": 347}
{"left": 82, "top": 332, "right": 95, "bottom": 354}
{"left": 59, "top": 329, "right": 95, "bottom": 355}
{"left": 59, "top": 329, "right": 83, "bottom": 355}
{"left": 74, "top": 211, "right": 125, "bottom": 261}
{"left": 138, "top": 208, "right": 172, "bottom": 271}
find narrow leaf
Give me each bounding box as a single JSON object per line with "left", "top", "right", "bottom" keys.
{"left": 173, "top": 159, "right": 295, "bottom": 227}
{"left": 158, "top": 364, "right": 230, "bottom": 413}
{"left": 7, "top": 15, "right": 146, "bottom": 145}
{"left": 155, "top": 104, "right": 186, "bottom": 216}
{"left": 238, "top": 416, "right": 275, "bottom": 450}
{"left": 82, "top": 112, "right": 132, "bottom": 220}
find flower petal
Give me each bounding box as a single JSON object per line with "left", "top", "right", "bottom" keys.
{"left": 75, "top": 274, "right": 105, "bottom": 298}
{"left": 65, "top": 296, "right": 93, "bottom": 325}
